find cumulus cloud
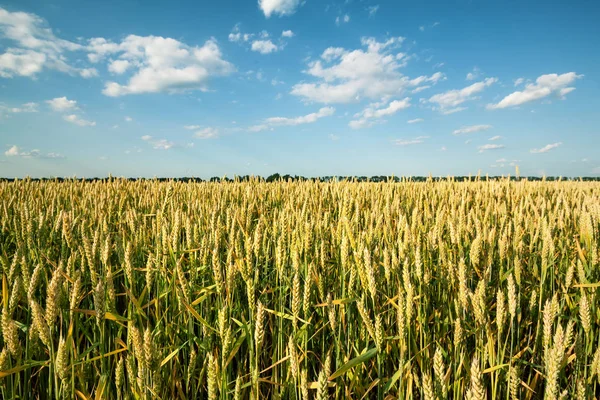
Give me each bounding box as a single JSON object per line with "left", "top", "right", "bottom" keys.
{"left": 0, "top": 7, "right": 94, "bottom": 78}
{"left": 231, "top": 25, "right": 291, "bottom": 54}
{"left": 452, "top": 124, "right": 492, "bottom": 135}
{"left": 184, "top": 125, "right": 201, "bottom": 130}
{"left": 251, "top": 40, "right": 279, "bottom": 54}
{"left": 93, "top": 35, "right": 234, "bottom": 96}
{"left": 393, "top": 136, "right": 429, "bottom": 146}
{"left": 349, "top": 97, "right": 411, "bottom": 129}
{"left": 4, "top": 145, "right": 64, "bottom": 158}
{"left": 407, "top": 118, "right": 423, "bottom": 124}
{"left": 429, "top": 78, "right": 497, "bottom": 113}
{"left": 489, "top": 135, "right": 502, "bottom": 141}
{"left": 108, "top": 59, "right": 131, "bottom": 74}
{"left": 466, "top": 67, "right": 481, "bottom": 81}
{"left": 478, "top": 144, "right": 504, "bottom": 153}
{"left": 228, "top": 25, "right": 254, "bottom": 43}
{"left": 291, "top": 37, "right": 444, "bottom": 104}
{"left": 259, "top": 0, "right": 302, "bottom": 17}
{"left": 249, "top": 107, "right": 335, "bottom": 131}
{"left": 194, "top": 127, "right": 219, "bottom": 139}
{"left": 46, "top": 96, "right": 77, "bottom": 112}
{"left": 487, "top": 72, "right": 582, "bottom": 109}
{"left": 63, "top": 114, "right": 96, "bottom": 127}
{"left": 530, "top": 142, "right": 562, "bottom": 154}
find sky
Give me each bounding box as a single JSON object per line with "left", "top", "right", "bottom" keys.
{"left": 0, "top": 0, "right": 599, "bottom": 178}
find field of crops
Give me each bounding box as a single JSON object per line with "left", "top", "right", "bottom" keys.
{"left": 0, "top": 178, "right": 599, "bottom": 399}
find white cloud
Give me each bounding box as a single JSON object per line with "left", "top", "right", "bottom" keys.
{"left": 452, "top": 124, "right": 492, "bottom": 135}
{"left": 79, "top": 68, "right": 98, "bottom": 78}
{"left": 466, "top": 67, "right": 480, "bottom": 81}
{"left": 249, "top": 107, "right": 335, "bottom": 131}
{"left": 0, "top": 102, "right": 38, "bottom": 114}
{"left": 228, "top": 25, "right": 253, "bottom": 43}
{"left": 259, "top": 0, "right": 302, "bottom": 17}
{"left": 489, "top": 135, "right": 502, "bottom": 141}
{"left": 4, "top": 145, "right": 64, "bottom": 158}
{"left": 95, "top": 35, "right": 234, "bottom": 96}
{"left": 63, "top": 114, "right": 96, "bottom": 127}
{"left": 429, "top": 78, "right": 497, "bottom": 113}
{"left": 368, "top": 5, "right": 380, "bottom": 17}
{"left": 441, "top": 107, "right": 467, "bottom": 115}
{"left": 184, "top": 125, "right": 201, "bottom": 130}
{"left": 530, "top": 142, "right": 562, "bottom": 154}
{"left": 411, "top": 86, "right": 431, "bottom": 94}
{"left": 194, "top": 127, "right": 219, "bottom": 139}
{"left": 141, "top": 135, "right": 174, "bottom": 150}
{"left": 478, "top": 144, "right": 505, "bottom": 153}
{"left": 336, "top": 15, "right": 351, "bottom": 25}
{"left": 46, "top": 96, "right": 77, "bottom": 112}
{"left": 514, "top": 78, "right": 525, "bottom": 86}
{"left": 291, "top": 37, "right": 444, "bottom": 104}
{"left": 487, "top": 72, "right": 582, "bottom": 109}
{"left": 4, "top": 145, "right": 19, "bottom": 156}
{"left": 108, "top": 59, "right": 131, "bottom": 74}
{"left": 419, "top": 26, "right": 425, "bottom": 32}
{"left": 125, "top": 116, "right": 133, "bottom": 122}
{"left": 0, "top": 7, "right": 94, "bottom": 78}
{"left": 350, "top": 97, "right": 411, "bottom": 129}
{"left": 329, "top": 134, "right": 340, "bottom": 141}
{"left": 251, "top": 40, "right": 279, "bottom": 54}
{"left": 407, "top": 118, "right": 423, "bottom": 124}
{"left": 281, "top": 30, "right": 294, "bottom": 38}
{"left": 393, "top": 136, "right": 428, "bottom": 146}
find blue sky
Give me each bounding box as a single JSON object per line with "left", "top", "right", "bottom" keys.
{"left": 1, "top": 0, "right": 599, "bottom": 178}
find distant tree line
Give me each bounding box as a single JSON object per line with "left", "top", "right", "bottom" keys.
{"left": 1, "top": 174, "right": 599, "bottom": 183}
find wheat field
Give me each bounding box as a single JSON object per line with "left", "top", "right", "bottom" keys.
{"left": 0, "top": 178, "right": 599, "bottom": 399}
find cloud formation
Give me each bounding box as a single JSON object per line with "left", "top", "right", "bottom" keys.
{"left": 392, "top": 136, "right": 429, "bottom": 146}
{"left": 429, "top": 78, "right": 497, "bottom": 113}
{"left": 249, "top": 107, "right": 335, "bottom": 131}
{"left": 478, "top": 144, "right": 504, "bottom": 153}
{"left": 452, "top": 124, "right": 492, "bottom": 135}
{"left": 46, "top": 97, "right": 77, "bottom": 112}
{"left": 349, "top": 97, "right": 411, "bottom": 129}
{"left": 4, "top": 145, "right": 64, "bottom": 158}
{"left": 0, "top": 7, "right": 96, "bottom": 78}
{"left": 291, "top": 37, "right": 444, "bottom": 104}
{"left": 259, "top": 0, "right": 303, "bottom": 17}
{"left": 530, "top": 142, "right": 562, "bottom": 154}
{"left": 94, "top": 35, "right": 234, "bottom": 96}
{"left": 63, "top": 114, "right": 96, "bottom": 127}
{"left": 487, "top": 73, "right": 582, "bottom": 109}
